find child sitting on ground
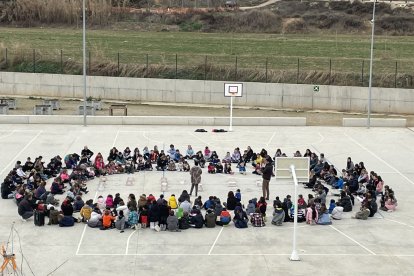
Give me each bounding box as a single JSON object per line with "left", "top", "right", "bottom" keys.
{"left": 100, "top": 209, "right": 115, "bottom": 230}
{"left": 128, "top": 207, "right": 139, "bottom": 229}
{"left": 215, "top": 162, "right": 224, "bottom": 173}
{"left": 167, "top": 160, "right": 176, "bottom": 171}
{"left": 140, "top": 206, "right": 148, "bottom": 229}
{"left": 48, "top": 206, "right": 60, "bottom": 225}
{"left": 194, "top": 196, "right": 203, "bottom": 209}
{"left": 73, "top": 195, "right": 84, "bottom": 212}
{"left": 328, "top": 199, "right": 336, "bottom": 214}
{"left": 97, "top": 195, "right": 106, "bottom": 211}
{"left": 115, "top": 210, "right": 126, "bottom": 233}
{"left": 105, "top": 194, "right": 114, "bottom": 208}
{"left": 208, "top": 163, "right": 216, "bottom": 174}
{"left": 224, "top": 163, "right": 233, "bottom": 174}
{"left": 235, "top": 189, "right": 241, "bottom": 203}
{"left": 306, "top": 204, "right": 318, "bottom": 224}
{"left": 246, "top": 200, "right": 256, "bottom": 216}
{"left": 298, "top": 194, "right": 307, "bottom": 209}
{"left": 80, "top": 199, "right": 93, "bottom": 222}
{"left": 168, "top": 194, "right": 178, "bottom": 209}
{"left": 257, "top": 197, "right": 267, "bottom": 221}
{"left": 183, "top": 161, "right": 190, "bottom": 172}
{"left": 238, "top": 162, "right": 246, "bottom": 175}
{"left": 177, "top": 159, "right": 184, "bottom": 172}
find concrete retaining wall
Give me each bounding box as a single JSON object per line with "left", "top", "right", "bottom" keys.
{"left": 342, "top": 118, "right": 407, "bottom": 127}
{"left": 1, "top": 72, "right": 414, "bottom": 114}
{"left": 0, "top": 115, "right": 306, "bottom": 126}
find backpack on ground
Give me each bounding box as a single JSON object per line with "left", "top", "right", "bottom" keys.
{"left": 34, "top": 210, "right": 45, "bottom": 226}
{"left": 59, "top": 216, "right": 75, "bottom": 227}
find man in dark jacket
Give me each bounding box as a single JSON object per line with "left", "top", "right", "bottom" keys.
{"left": 18, "top": 195, "right": 34, "bottom": 221}
{"left": 261, "top": 157, "right": 273, "bottom": 200}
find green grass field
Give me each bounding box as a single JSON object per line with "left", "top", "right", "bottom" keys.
{"left": 0, "top": 28, "right": 414, "bottom": 71}
{"left": 1, "top": 27, "right": 414, "bottom": 77}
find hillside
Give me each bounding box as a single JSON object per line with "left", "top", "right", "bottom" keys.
{"left": 1, "top": 0, "right": 414, "bottom": 35}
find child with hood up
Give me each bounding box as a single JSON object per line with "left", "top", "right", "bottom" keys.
{"left": 246, "top": 199, "right": 256, "bottom": 216}
{"left": 105, "top": 194, "right": 114, "bottom": 208}
{"left": 168, "top": 194, "right": 178, "bottom": 209}
{"left": 73, "top": 195, "right": 84, "bottom": 212}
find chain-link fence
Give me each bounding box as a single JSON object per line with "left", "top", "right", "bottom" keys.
{"left": 1, "top": 48, "right": 413, "bottom": 88}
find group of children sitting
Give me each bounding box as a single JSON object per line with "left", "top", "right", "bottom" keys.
{"left": 0, "top": 143, "right": 398, "bottom": 231}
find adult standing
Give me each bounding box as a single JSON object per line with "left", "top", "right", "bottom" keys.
{"left": 189, "top": 161, "right": 202, "bottom": 197}
{"left": 261, "top": 157, "right": 273, "bottom": 200}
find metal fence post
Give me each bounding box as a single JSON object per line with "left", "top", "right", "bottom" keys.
{"left": 204, "top": 55, "right": 207, "bottom": 81}
{"left": 33, "top": 49, "right": 36, "bottom": 73}
{"left": 329, "top": 59, "right": 332, "bottom": 85}
{"left": 361, "top": 60, "right": 364, "bottom": 86}
{"left": 296, "top": 58, "right": 300, "bottom": 84}
{"left": 5, "top": 48, "right": 8, "bottom": 66}
{"left": 175, "top": 54, "right": 178, "bottom": 79}
{"left": 235, "top": 56, "right": 238, "bottom": 81}
{"left": 60, "top": 49, "right": 63, "bottom": 74}
{"left": 88, "top": 51, "right": 91, "bottom": 75}
{"left": 146, "top": 54, "right": 149, "bottom": 76}
{"left": 265, "top": 57, "right": 268, "bottom": 83}
{"left": 395, "top": 61, "right": 397, "bottom": 88}
{"left": 117, "top": 52, "right": 120, "bottom": 76}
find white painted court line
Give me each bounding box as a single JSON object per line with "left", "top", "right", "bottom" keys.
{"left": 125, "top": 230, "right": 138, "bottom": 255}
{"left": 76, "top": 190, "right": 99, "bottom": 256}
{"left": 75, "top": 252, "right": 405, "bottom": 257}
{"left": 0, "top": 130, "right": 42, "bottom": 178}
{"left": 112, "top": 129, "right": 120, "bottom": 147}
{"left": 77, "top": 130, "right": 120, "bottom": 256}
{"left": 0, "top": 130, "right": 15, "bottom": 140}
{"left": 329, "top": 225, "right": 376, "bottom": 255}
{"left": 265, "top": 132, "right": 276, "bottom": 147}
{"left": 382, "top": 218, "right": 414, "bottom": 229}
{"left": 344, "top": 132, "right": 414, "bottom": 186}
{"left": 75, "top": 224, "right": 89, "bottom": 256}
{"left": 142, "top": 131, "right": 164, "bottom": 144}
{"left": 208, "top": 227, "right": 224, "bottom": 255}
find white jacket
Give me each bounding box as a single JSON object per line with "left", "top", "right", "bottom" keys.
{"left": 331, "top": 206, "right": 344, "bottom": 220}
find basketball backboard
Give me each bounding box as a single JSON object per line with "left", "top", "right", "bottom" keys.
{"left": 224, "top": 83, "right": 243, "bottom": 97}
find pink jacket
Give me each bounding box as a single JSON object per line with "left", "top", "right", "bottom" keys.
{"left": 376, "top": 181, "right": 384, "bottom": 193}
{"left": 60, "top": 172, "right": 69, "bottom": 181}
{"left": 385, "top": 199, "right": 397, "bottom": 211}
{"left": 106, "top": 197, "right": 114, "bottom": 208}
{"left": 306, "top": 207, "right": 318, "bottom": 224}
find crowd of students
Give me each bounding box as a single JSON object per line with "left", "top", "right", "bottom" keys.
{"left": 0, "top": 144, "right": 397, "bottom": 230}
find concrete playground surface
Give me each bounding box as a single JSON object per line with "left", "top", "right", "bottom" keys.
{"left": 0, "top": 124, "right": 413, "bottom": 276}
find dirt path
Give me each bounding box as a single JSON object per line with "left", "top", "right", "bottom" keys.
{"left": 239, "top": 0, "right": 279, "bottom": 10}
{"left": 4, "top": 97, "right": 414, "bottom": 126}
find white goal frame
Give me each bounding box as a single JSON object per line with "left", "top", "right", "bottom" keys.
{"left": 275, "top": 157, "right": 310, "bottom": 261}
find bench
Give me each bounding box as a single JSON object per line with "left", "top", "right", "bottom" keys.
{"left": 33, "top": 105, "right": 53, "bottom": 115}
{"left": 0, "top": 104, "right": 9, "bottom": 115}
{"left": 86, "top": 100, "right": 102, "bottom": 111}
{"left": 0, "top": 98, "right": 16, "bottom": 110}
{"left": 109, "top": 104, "right": 127, "bottom": 116}
{"left": 42, "top": 99, "right": 60, "bottom": 110}
{"left": 78, "top": 105, "right": 96, "bottom": 116}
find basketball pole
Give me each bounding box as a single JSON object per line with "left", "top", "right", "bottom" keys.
{"left": 229, "top": 96, "right": 233, "bottom": 132}
{"left": 289, "top": 164, "right": 300, "bottom": 261}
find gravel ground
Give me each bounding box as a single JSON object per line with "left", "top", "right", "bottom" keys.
{"left": 4, "top": 97, "right": 414, "bottom": 126}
